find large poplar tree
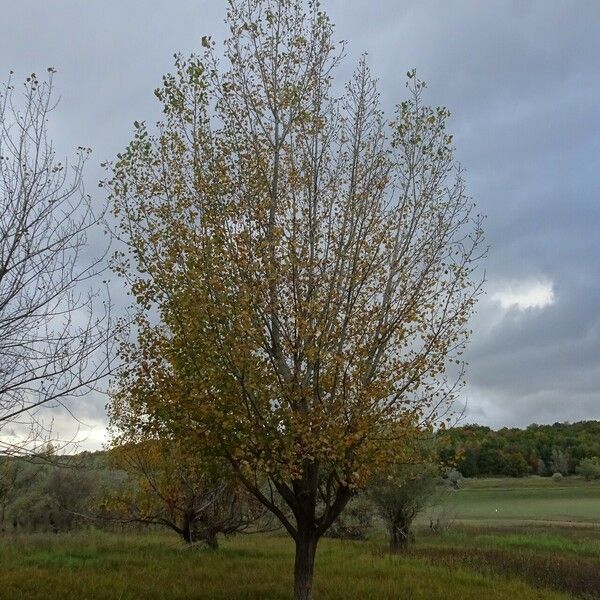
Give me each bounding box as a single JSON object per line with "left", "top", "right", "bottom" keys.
{"left": 107, "top": 1, "right": 484, "bottom": 597}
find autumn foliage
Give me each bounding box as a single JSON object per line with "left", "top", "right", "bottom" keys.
{"left": 106, "top": 1, "right": 484, "bottom": 597}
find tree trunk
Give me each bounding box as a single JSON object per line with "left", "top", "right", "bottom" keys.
{"left": 205, "top": 530, "right": 219, "bottom": 550}
{"left": 389, "top": 524, "right": 409, "bottom": 553}
{"left": 294, "top": 528, "right": 318, "bottom": 600}
{"left": 181, "top": 514, "right": 193, "bottom": 543}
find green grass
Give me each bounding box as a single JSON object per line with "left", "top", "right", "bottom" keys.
{"left": 407, "top": 477, "right": 600, "bottom": 598}
{"left": 0, "top": 531, "right": 577, "bottom": 600}
{"left": 446, "top": 477, "right": 600, "bottom": 524}
{"left": 410, "top": 527, "right": 600, "bottom": 598}
{"left": 1, "top": 477, "right": 599, "bottom": 599}
{"left": 425, "top": 529, "right": 600, "bottom": 559}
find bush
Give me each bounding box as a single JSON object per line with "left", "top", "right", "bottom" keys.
{"left": 444, "top": 468, "right": 464, "bottom": 490}
{"left": 576, "top": 457, "right": 600, "bottom": 481}
{"left": 426, "top": 498, "right": 456, "bottom": 535}
{"left": 326, "top": 495, "right": 373, "bottom": 540}
{"left": 551, "top": 472, "right": 563, "bottom": 482}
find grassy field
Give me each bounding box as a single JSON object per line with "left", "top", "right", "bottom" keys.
{"left": 0, "top": 477, "right": 598, "bottom": 599}
{"left": 0, "top": 531, "right": 587, "bottom": 600}
{"left": 447, "top": 477, "right": 600, "bottom": 525}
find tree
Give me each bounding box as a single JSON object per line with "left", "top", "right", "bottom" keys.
{"left": 2, "top": 460, "right": 93, "bottom": 532}
{"left": 106, "top": 1, "right": 484, "bottom": 597}
{"left": 438, "top": 422, "right": 600, "bottom": 478}
{"left": 33, "top": 466, "right": 94, "bottom": 532}
{"left": 105, "top": 439, "right": 265, "bottom": 548}
{"left": 370, "top": 464, "right": 438, "bottom": 552}
{"left": 536, "top": 457, "right": 547, "bottom": 476}
{"left": 444, "top": 468, "right": 463, "bottom": 490}
{"left": 0, "top": 457, "right": 32, "bottom": 529}
{"left": 550, "top": 447, "right": 569, "bottom": 475}
{"left": 576, "top": 457, "right": 600, "bottom": 481}
{"left": 0, "top": 70, "right": 112, "bottom": 451}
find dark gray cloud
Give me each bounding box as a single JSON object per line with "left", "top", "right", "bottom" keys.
{"left": 2, "top": 0, "right": 599, "bottom": 444}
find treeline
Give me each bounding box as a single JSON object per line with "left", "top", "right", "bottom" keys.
{"left": 0, "top": 452, "right": 120, "bottom": 534}
{"left": 439, "top": 421, "right": 600, "bottom": 477}
{"left": 0, "top": 446, "right": 454, "bottom": 553}
{"left": 0, "top": 446, "right": 449, "bottom": 552}
{"left": 3, "top": 420, "right": 599, "bottom": 535}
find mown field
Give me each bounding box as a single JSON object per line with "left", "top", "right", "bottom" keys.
{"left": 0, "top": 477, "right": 598, "bottom": 600}
{"left": 449, "top": 477, "right": 600, "bottom": 525}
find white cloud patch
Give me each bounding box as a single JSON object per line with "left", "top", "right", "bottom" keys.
{"left": 491, "top": 279, "right": 555, "bottom": 311}
{"left": 71, "top": 422, "right": 109, "bottom": 451}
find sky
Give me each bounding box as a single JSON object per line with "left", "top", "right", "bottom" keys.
{"left": 1, "top": 0, "right": 599, "bottom": 448}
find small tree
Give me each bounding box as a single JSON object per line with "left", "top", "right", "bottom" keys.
{"left": 576, "top": 457, "right": 600, "bottom": 481}
{"left": 536, "top": 457, "right": 547, "bottom": 476}
{"left": 44, "top": 467, "right": 94, "bottom": 531}
{"left": 444, "top": 468, "right": 463, "bottom": 490}
{"left": 0, "top": 458, "right": 33, "bottom": 529}
{"left": 105, "top": 439, "right": 265, "bottom": 549}
{"left": 550, "top": 447, "right": 570, "bottom": 475}
{"left": 0, "top": 70, "right": 112, "bottom": 450}
{"left": 370, "top": 465, "right": 437, "bottom": 552}
{"left": 106, "top": 0, "right": 484, "bottom": 596}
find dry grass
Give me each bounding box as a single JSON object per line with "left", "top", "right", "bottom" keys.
{"left": 409, "top": 531, "right": 600, "bottom": 599}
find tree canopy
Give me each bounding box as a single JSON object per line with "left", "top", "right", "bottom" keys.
{"left": 439, "top": 421, "right": 600, "bottom": 477}
{"left": 106, "top": 1, "right": 484, "bottom": 598}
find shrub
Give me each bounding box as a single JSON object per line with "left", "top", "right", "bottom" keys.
{"left": 551, "top": 472, "right": 563, "bottom": 482}
{"left": 444, "top": 468, "right": 464, "bottom": 490}
{"left": 326, "top": 495, "right": 373, "bottom": 541}
{"left": 575, "top": 457, "right": 600, "bottom": 481}
{"left": 426, "top": 501, "right": 456, "bottom": 535}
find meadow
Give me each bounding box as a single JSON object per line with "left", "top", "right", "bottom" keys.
{"left": 0, "top": 477, "right": 598, "bottom": 600}
{"left": 444, "top": 476, "right": 600, "bottom": 525}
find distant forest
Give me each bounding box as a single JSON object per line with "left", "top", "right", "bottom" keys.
{"left": 439, "top": 420, "right": 600, "bottom": 477}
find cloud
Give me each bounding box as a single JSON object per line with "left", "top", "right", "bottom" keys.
{"left": 1, "top": 0, "right": 599, "bottom": 446}
{"left": 491, "top": 279, "right": 554, "bottom": 311}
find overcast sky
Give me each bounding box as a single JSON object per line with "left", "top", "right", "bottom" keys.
{"left": 1, "top": 0, "right": 599, "bottom": 448}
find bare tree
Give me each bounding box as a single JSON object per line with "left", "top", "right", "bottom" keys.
{"left": 0, "top": 70, "right": 112, "bottom": 453}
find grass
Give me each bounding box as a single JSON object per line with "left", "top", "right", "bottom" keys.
{"left": 442, "top": 477, "right": 600, "bottom": 524}
{"left": 0, "top": 531, "right": 577, "bottom": 600}
{"left": 1, "top": 477, "right": 598, "bottom": 599}
{"left": 412, "top": 477, "right": 600, "bottom": 598}
{"left": 409, "top": 527, "right": 600, "bottom": 599}
{"left": 429, "top": 529, "right": 600, "bottom": 558}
